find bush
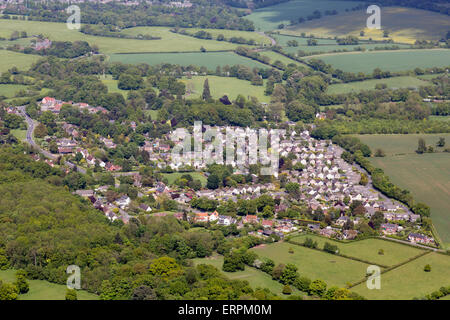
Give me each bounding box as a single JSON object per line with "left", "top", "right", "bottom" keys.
{"left": 378, "top": 249, "right": 384, "bottom": 255}
{"left": 424, "top": 264, "right": 431, "bottom": 272}
{"left": 282, "top": 284, "right": 293, "bottom": 295}
{"left": 65, "top": 288, "right": 77, "bottom": 300}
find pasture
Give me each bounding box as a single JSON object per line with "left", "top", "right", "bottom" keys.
{"left": 305, "top": 49, "right": 450, "bottom": 73}
{"left": 284, "top": 7, "right": 450, "bottom": 44}
{"left": 250, "top": 241, "right": 370, "bottom": 287}
{"left": 290, "top": 234, "right": 425, "bottom": 267}
{"left": 326, "top": 76, "right": 429, "bottom": 94}
{"left": 0, "top": 269, "right": 99, "bottom": 300}
{"left": 282, "top": 43, "right": 411, "bottom": 55}
{"left": 0, "top": 84, "right": 29, "bottom": 98}
{"left": 351, "top": 252, "right": 450, "bottom": 300}
{"left": 108, "top": 52, "right": 268, "bottom": 70}
{"left": 162, "top": 172, "right": 207, "bottom": 187}
{"left": 0, "top": 50, "right": 41, "bottom": 73}
{"left": 246, "top": 0, "right": 365, "bottom": 32}
{"left": 181, "top": 75, "right": 269, "bottom": 103}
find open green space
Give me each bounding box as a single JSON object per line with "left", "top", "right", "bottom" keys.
{"left": 259, "top": 50, "right": 308, "bottom": 68}
{"left": 305, "top": 49, "right": 450, "bottom": 73}
{"left": 182, "top": 28, "right": 271, "bottom": 46}
{"left": 326, "top": 76, "right": 428, "bottom": 94}
{"left": 282, "top": 43, "right": 411, "bottom": 55}
{"left": 290, "top": 234, "right": 425, "bottom": 267}
{"left": 0, "top": 269, "right": 99, "bottom": 300}
{"left": 351, "top": 252, "right": 450, "bottom": 300}
{"left": 181, "top": 75, "right": 269, "bottom": 102}
{"left": 250, "top": 241, "right": 370, "bottom": 287}
{"left": 10, "top": 129, "right": 27, "bottom": 142}
{"left": 162, "top": 171, "right": 207, "bottom": 187}
{"left": 109, "top": 51, "right": 268, "bottom": 70}
{"left": 0, "top": 50, "right": 41, "bottom": 73}
{"left": 0, "top": 84, "right": 29, "bottom": 98}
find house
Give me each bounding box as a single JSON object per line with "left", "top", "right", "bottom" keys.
{"left": 408, "top": 233, "right": 434, "bottom": 245}
{"left": 116, "top": 196, "right": 131, "bottom": 209}
{"left": 139, "top": 204, "right": 152, "bottom": 212}
{"left": 307, "top": 223, "right": 320, "bottom": 231}
{"left": 380, "top": 223, "right": 399, "bottom": 235}
{"left": 243, "top": 215, "right": 259, "bottom": 224}
{"left": 74, "top": 190, "right": 94, "bottom": 197}
{"left": 262, "top": 220, "right": 274, "bottom": 228}
{"left": 336, "top": 216, "right": 350, "bottom": 226}
{"left": 105, "top": 162, "right": 122, "bottom": 172}
{"left": 343, "top": 229, "right": 358, "bottom": 240}
{"left": 194, "top": 212, "right": 209, "bottom": 223}
{"left": 218, "top": 215, "right": 235, "bottom": 226}
{"left": 209, "top": 210, "right": 219, "bottom": 222}
{"left": 319, "top": 228, "right": 336, "bottom": 238}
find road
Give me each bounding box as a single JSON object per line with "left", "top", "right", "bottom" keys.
{"left": 18, "top": 106, "right": 86, "bottom": 174}
{"left": 257, "top": 31, "right": 276, "bottom": 46}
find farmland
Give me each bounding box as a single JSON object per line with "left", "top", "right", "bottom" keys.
{"left": 290, "top": 234, "right": 425, "bottom": 267}
{"left": 351, "top": 252, "right": 450, "bottom": 300}
{"left": 284, "top": 7, "right": 450, "bottom": 44}
{"left": 109, "top": 52, "right": 268, "bottom": 69}
{"left": 305, "top": 49, "right": 450, "bottom": 73}
{"left": 0, "top": 50, "right": 41, "bottom": 73}
{"left": 246, "top": 0, "right": 365, "bottom": 32}
{"left": 0, "top": 84, "right": 29, "bottom": 98}
{"left": 250, "top": 241, "right": 370, "bottom": 287}
{"left": 326, "top": 76, "right": 429, "bottom": 94}
{"left": 181, "top": 75, "right": 269, "bottom": 102}
{"left": 282, "top": 42, "right": 411, "bottom": 55}
{"left": 0, "top": 269, "right": 99, "bottom": 300}
{"left": 355, "top": 134, "right": 450, "bottom": 248}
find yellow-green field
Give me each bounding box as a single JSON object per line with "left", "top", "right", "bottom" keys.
{"left": 326, "top": 76, "right": 429, "bottom": 94}
{"left": 181, "top": 75, "right": 269, "bottom": 102}
{"left": 284, "top": 7, "right": 450, "bottom": 44}
{"left": 0, "top": 50, "right": 41, "bottom": 73}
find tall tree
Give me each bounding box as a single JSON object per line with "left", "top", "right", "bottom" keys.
{"left": 202, "top": 78, "right": 212, "bottom": 101}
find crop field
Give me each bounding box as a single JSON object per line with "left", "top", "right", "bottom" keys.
{"left": 290, "top": 234, "right": 425, "bottom": 267}
{"left": 109, "top": 52, "right": 268, "bottom": 70}
{"left": 0, "top": 269, "right": 99, "bottom": 300}
{"left": 246, "top": 0, "right": 365, "bottom": 32}
{"left": 326, "top": 76, "right": 429, "bottom": 94}
{"left": 192, "top": 255, "right": 295, "bottom": 296}
{"left": 162, "top": 172, "right": 207, "bottom": 187}
{"left": 351, "top": 252, "right": 450, "bottom": 300}
{"left": 250, "top": 241, "right": 370, "bottom": 287}
{"left": 305, "top": 49, "right": 450, "bottom": 73}
{"left": 284, "top": 7, "right": 450, "bottom": 44}
{"left": 0, "top": 50, "right": 41, "bottom": 73}
{"left": 181, "top": 75, "right": 269, "bottom": 103}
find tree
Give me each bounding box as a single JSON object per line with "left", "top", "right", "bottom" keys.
{"left": 413, "top": 203, "right": 431, "bottom": 217}
{"left": 424, "top": 264, "right": 431, "bottom": 272}
{"left": 294, "top": 276, "right": 311, "bottom": 292}
{"left": 323, "top": 242, "right": 338, "bottom": 254}
{"left": 206, "top": 173, "right": 220, "bottom": 189}
{"left": 149, "top": 257, "right": 182, "bottom": 279}
{"left": 271, "top": 263, "right": 285, "bottom": 280}
{"left": 280, "top": 264, "right": 298, "bottom": 285}
{"left": 14, "top": 274, "right": 29, "bottom": 294}
{"left": 359, "top": 173, "right": 369, "bottom": 186}
{"left": 65, "top": 288, "right": 78, "bottom": 300}
{"left": 131, "top": 286, "right": 156, "bottom": 300}
{"left": 437, "top": 137, "right": 445, "bottom": 148}
{"left": 202, "top": 78, "right": 212, "bottom": 101}
{"left": 223, "top": 252, "right": 245, "bottom": 272}
{"left": 374, "top": 148, "right": 385, "bottom": 157}
{"left": 282, "top": 284, "right": 293, "bottom": 295}
{"left": 309, "top": 279, "right": 327, "bottom": 297}
{"left": 0, "top": 282, "right": 18, "bottom": 300}
{"left": 416, "top": 138, "right": 427, "bottom": 154}
{"left": 34, "top": 123, "right": 48, "bottom": 138}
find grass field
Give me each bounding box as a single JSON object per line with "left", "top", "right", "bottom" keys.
{"left": 109, "top": 51, "right": 268, "bottom": 70}
{"left": 246, "top": 0, "right": 365, "bottom": 32}
{"left": 181, "top": 75, "right": 269, "bottom": 102}
{"left": 282, "top": 42, "right": 411, "bottom": 55}
{"left": 290, "top": 234, "right": 425, "bottom": 267}
{"left": 305, "top": 49, "right": 450, "bottom": 73}
{"left": 0, "top": 269, "right": 99, "bottom": 300}
{"left": 326, "top": 76, "right": 429, "bottom": 94}
{"left": 0, "top": 50, "right": 41, "bottom": 73}
{"left": 162, "top": 172, "right": 207, "bottom": 187}
{"left": 192, "top": 255, "right": 293, "bottom": 296}
{"left": 351, "top": 252, "right": 450, "bottom": 299}
{"left": 99, "top": 75, "right": 129, "bottom": 97}
{"left": 10, "top": 129, "right": 27, "bottom": 141}
{"left": 355, "top": 134, "right": 450, "bottom": 248}
{"left": 284, "top": 7, "right": 450, "bottom": 44}
{"left": 250, "top": 242, "right": 370, "bottom": 287}
{"left": 0, "top": 84, "right": 29, "bottom": 98}
{"left": 183, "top": 28, "right": 271, "bottom": 46}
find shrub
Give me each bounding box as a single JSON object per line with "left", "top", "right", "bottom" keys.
{"left": 424, "top": 264, "right": 431, "bottom": 272}
{"left": 282, "top": 285, "right": 293, "bottom": 295}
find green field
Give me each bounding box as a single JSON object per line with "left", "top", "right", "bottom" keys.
{"left": 250, "top": 242, "right": 370, "bottom": 287}
{"left": 99, "top": 75, "right": 129, "bottom": 97}
{"left": 0, "top": 269, "right": 98, "bottom": 300}
{"left": 10, "top": 129, "right": 27, "bottom": 141}
{"left": 290, "top": 234, "right": 425, "bottom": 267}
{"left": 272, "top": 34, "right": 338, "bottom": 46}
{"left": 162, "top": 172, "right": 207, "bottom": 187}
{"left": 326, "top": 76, "right": 429, "bottom": 94}
{"left": 246, "top": 0, "right": 364, "bottom": 32}
{"left": 355, "top": 134, "right": 450, "bottom": 248}
{"left": 305, "top": 49, "right": 450, "bottom": 73}
{"left": 183, "top": 28, "right": 271, "bottom": 46}
{"left": 259, "top": 50, "right": 308, "bottom": 68}
{"left": 284, "top": 7, "right": 450, "bottom": 44}
{"left": 351, "top": 252, "right": 450, "bottom": 300}
{"left": 181, "top": 75, "right": 269, "bottom": 102}
{"left": 0, "top": 84, "right": 29, "bottom": 98}
{"left": 109, "top": 52, "right": 268, "bottom": 70}
{"left": 282, "top": 43, "right": 411, "bottom": 55}
{"left": 0, "top": 50, "right": 41, "bottom": 73}
{"left": 192, "top": 256, "right": 292, "bottom": 296}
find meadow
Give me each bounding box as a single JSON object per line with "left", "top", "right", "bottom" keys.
{"left": 162, "top": 172, "right": 207, "bottom": 187}
{"left": 351, "top": 252, "right": 450, "bottom": 300}
{"left": 246, "top": 0, "right": 365, "bottom": 32}
{"left": 284, "top": 7, "right": 450, "bottom": 44}
{"left": 0, "top": 269, "right": 99, "bottom": 300}
{"left": 305, "top": 49, "right": 450, "bottom": 73}
{"left": 0, "top": 50, "right": 41, "bottom": 73}
{"left": 0, "top": 84, "right": 29, "bottom": 98}
{"left": 326, "top": 76, "right": 429, "bottom": 94}
{"left": 282, "top": 42, "right": 411, "bottom": 55}
{"left": 290, "top": 234, "right": 425, "bottom": 267}
{"left": 109, "top": 52, "right": 268, "bottom": 70}
{"left": 181, "top": 75, "right": 269, "bottom": 102}
{"left": 250, "top": 241, "right": 370, "bottom": 287}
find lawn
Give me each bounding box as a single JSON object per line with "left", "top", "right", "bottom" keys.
{"left": 250, "top": 241, "right": 370, "bottom": 287}
{"left": 326, "top": 76, "right": 429, "bottom": 94}
{"left": 305, "top": 49, "right": 450, "bottom": 73}
{"left": 99, "top": 75, "right": 129, "bottom": 97}
{"left": 181, "top": 75, "right": 269, "bottom": 102}
{"left": 0, "top": 269, "right": 99, "bottom": 300}
{"left": 290, "top": 234, "right": 425, "bottom": 267}
{"left": 284, "top": 7, "right": 450, "bottom": 44}
{"left": 162, "top": 171, "right": 207, "bottom": 187}
{"left": 246, "top": 0, "right": 365, "bottom": 32}
{"left": 0, "top": 50, "right": 41, "bottom": 73}
{"left": 351, "top": 252, "right": 450, "bottom": 300}
{"left": 10, "top": 129, "right": 27, "bottom": 142}
{"left": 192, "top": 255, "right": 293, "bottom": 296}
{"left": 108, "top": 52, "right": 268, "bottom": 70}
